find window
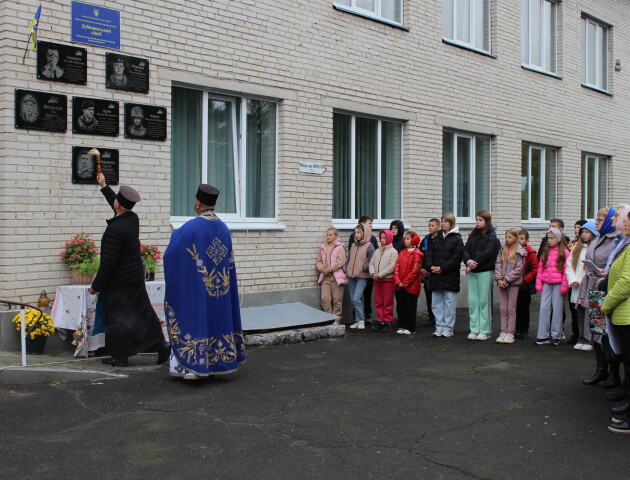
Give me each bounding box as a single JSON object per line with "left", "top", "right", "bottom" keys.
{"left": 521, "top": 144, "right": 557, "bottom": 221}
{"left": 442, "top": 0, "right": 490, "bottom": 53}
{"left": 582, "top": 16, "right": 609, "bottom": 91}
{"left": 171, "top": 86, "right": 277, "bottom": 219}
{"left": 521, "top": 0, "right": 557, "bottom": 73}
{"left": 333, "top": 113, "right": 402, "bottom": 221}
{"left": 442, "top": 131, "right": 491, "bottom": 221}
{"left": 334, "top": 0, "right": 402, "bottom": 24}
{"left": 582, "top": 153, "right": 609, "bottom": 219}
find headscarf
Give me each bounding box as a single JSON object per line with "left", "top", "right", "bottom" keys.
{"left": 389, "top": 220, "right": 405, "bottom": 252}
{"left": 600, "top": 207, "right": 617, "bottom": 236}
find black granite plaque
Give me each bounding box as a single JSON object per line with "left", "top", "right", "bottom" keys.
{"left": 37, "top": 41, "right": 87, "bottom": 85}
{"left": 105, "top": 53, "right": 149, "bottom": 93}
{"left": 15, "top": 89, "right": 67, "bottom": 132}
{"left": 124, "top": 103, "right": 167, "bottom": 141}
{"left": 72, "top": 147, "right": 119, "bottom": 185}
{"left": 72, "top": 97, "right": 119, "bottom": 136}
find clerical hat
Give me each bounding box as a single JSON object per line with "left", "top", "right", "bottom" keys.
{"left": 116, "top": 185, "right": 141, "bottom": 210}
{"left": 196, "top": 184, "right": 220, "bottom": 207}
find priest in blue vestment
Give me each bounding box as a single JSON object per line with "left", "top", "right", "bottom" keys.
{"left": 163, "top": 184, "right": 246, "bottom": 379}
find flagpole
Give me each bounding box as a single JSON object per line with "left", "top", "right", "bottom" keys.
{"left": 22, "top": 35, "right": 34, "bottom": 64}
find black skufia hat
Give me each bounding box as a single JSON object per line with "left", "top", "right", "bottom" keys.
{"left": 116, "top": 185, "right": 140, "bottom": 210}
{"left": 196, "top": 184, "right": 220, "bottom": 207}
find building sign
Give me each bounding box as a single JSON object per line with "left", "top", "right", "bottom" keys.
{"left": 72, "top": 146, "right": 119, "bottom": 185}
{"left": 37, "top": 41, "right": 88, "bottom": 85}
{"left": 72, "top": 97, "right": 119, "bottom": 137}
{"left": 124, "top": 103, "right": 167, "bottom": 141}
{"left": 299, "top": 162, "right": 327, "bottom": 175}
{"left": 15, "top": 89, "right": 67, "bottom": 133}
{"left": 106, "top": 53, "right": 150, "bottom": 93}
{"left": 71, "top": 1, "right": 120, "bottom": 49}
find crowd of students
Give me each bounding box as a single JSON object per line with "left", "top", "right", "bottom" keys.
{"left": 315, "top": 206, "right": 630, "bottom": 434}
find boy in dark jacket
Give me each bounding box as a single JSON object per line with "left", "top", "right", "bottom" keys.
{"left": 420, "top": 218, "right": 440, "bottom": 327}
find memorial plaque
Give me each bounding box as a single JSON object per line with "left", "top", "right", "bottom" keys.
{"left": 124, "top": 103, "right": 167, "bottom": 141}
{"left": 106, "top": 53, "right": 149, "bottom": 94}
{"left": 37, "top": 41, "right": 87, "bottom": 85}
{"left": 72, "top": 97, "right": 119, "bottom": 136}
{"left": 72, "top": 146, "right": 119, "bottom": 185}
{"left": 15, "top": 89, "right": 67, "bottom": 132}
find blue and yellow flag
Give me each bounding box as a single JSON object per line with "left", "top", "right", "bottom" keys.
{"left": 29, "top": 4, "right": 42, "bottom": 51}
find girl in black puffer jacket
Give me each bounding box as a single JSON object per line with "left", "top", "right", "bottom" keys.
{"left": 425, "top": 213, "right": 464, "bottom": 337}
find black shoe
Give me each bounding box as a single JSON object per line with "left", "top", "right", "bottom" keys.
{"left": 381, "top": 323, "right": 393, "bottom": 333}
{"left": 603, "top": 373, "right": 621, "bottom": 389}
{"left": 157, "top": 342, "right": 171, "bottom": 365}
{"left": 567, "top": 335, "right": 578, "bottom": 346}
{"left": 101, "top": 357, "right": 128, "bottom": 367}
{"left": 371, "top": 323, "right": 383, "bottom": 332}
{"left": 535, "top": 338, "right": 550, "bottom": 345}
{"left": 583, "top": 368, "right": 608, "bottom": 385}
{"left": 611, "top": 398, "right": 630, "bottom": 416}
{"left": 422, "top": 319, "right": 436, "bottom": 327}
{"left": 550, "top": 339, "right": 560, "bottom": 346}
{"left": 606, "top": 389, "right": 627, "bottom": 401}
{"left": 608, "top": 418, "right": 630, "bottom": 434}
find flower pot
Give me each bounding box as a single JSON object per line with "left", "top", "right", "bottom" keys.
{"left": 25, "top": 336, "right": 47, "bottom": 355}
{"left": 72, "top": 270, "right": 93, "bottom": 285}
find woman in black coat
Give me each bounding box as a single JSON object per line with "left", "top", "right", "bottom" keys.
{"left": 463, "top": 210, "right": 500, "bottom": 341}
{"left": 425, "top": 213, "right": 464, "bottom": 337}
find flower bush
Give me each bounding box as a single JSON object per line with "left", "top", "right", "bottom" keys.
{"left": 60, "top": 233, "right": 98, "bottom": 269}
{"left": 141, "top": 244, "right": 162, "bottom": 273}
{"left": 12, "top": 309, "right": 55, "bottom": 339}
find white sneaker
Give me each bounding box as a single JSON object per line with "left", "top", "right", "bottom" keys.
{"left": 398, "top": 329, "right": 411, "bottom": 335}
{"left": 573, "top": 343, "right": 584, "bottom": 350}
{"left": 357, "top": 321, "right": 365, "bottom": 330}
{"left": 441, "top": 330, "right": 454, "bottom": 338}
{"left": 496, "top": 332, "right": 506, "bottom": 343}
{"left": 468, "top": 332, "right": 478, "bottom": 340}
{"left": 476, "top": 333, "right": 491, "bottom": 341}
{"left": 503, "top": 333, "right": 515, "bottom": 344}
{"left": 349, "top": 322, "right": 360, "bottom": 329}
{"left": 433, "top": 329, "right": 443, "bottom": 337}
{"left": 581, "top": 343, "right": 593, "bottom": 351}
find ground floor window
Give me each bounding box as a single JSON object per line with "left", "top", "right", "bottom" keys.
{"left": 582, "top": 153, "right": 609, "bottom": 220}
{"left": 333, "top": 112, "right": 402, "bottom": 221}
{"left": 442, "top": 131, "right": 491, "bottom": 221}
{"left": 521, "top": 143, "right": 557, "bottom": 221}
{"left": 171, "top": 86, "right": 277, "bottom": 219}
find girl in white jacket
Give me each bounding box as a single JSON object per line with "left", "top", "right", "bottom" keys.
{"left": 566, "top": 221, "right": 598, "bottom": 350}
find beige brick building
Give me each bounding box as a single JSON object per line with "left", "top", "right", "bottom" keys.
{"left": 1, "top": 0, "right": 628, "bottom": 307}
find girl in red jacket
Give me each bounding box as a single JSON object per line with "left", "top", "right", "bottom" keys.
{"left": 394, "top": 232, "right": 423, "bottom": 335}
{"left": 535, "top": 228, "right": 570, "bottom": 346}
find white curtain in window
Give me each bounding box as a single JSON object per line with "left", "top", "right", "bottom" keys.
{"left": 381, "top": 121, "right": 402, "bottom": 218}
{"left": 475, "top": 136, "right": 490, "bottom": 212}
{"left": 520, "top": 144, "right": 529, "bottom": 220}
{"left": 443, "top": 132, "right": 454, "bottom": 214}
{"left": 544, "top": 147, "right": 557, "bottom": 220}
{"left": 333, "top": 113, "right": 352, "bottom": 219}
{"left": 246, "top": 99, "right": 276, "bottom": 218}
{"left": 381, "top": 0, "right": 401, "bottom": 22}
{"left": 171, "top": 87, "right": 202, "bottom": 217}
{"left": 355, "top": 117, "right": 378, "bottom": 219}
{"left": 207, "top": 99, "right": 236, "bottom": 214}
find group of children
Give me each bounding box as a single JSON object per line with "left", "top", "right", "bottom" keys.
{"left": 315, "top": 212, "right": 604, "bottom": 344}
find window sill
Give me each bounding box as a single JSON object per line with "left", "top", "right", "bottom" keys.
{"left": 332, "top": 4, "right": 409, "bottom": 31}
{"left": 521, "top": 64, "right": 562, "bottom": 80}
{"left": 581, "top": 83, "right": 613, "bottom": 97}
{"left": 442, "top": 39, "right": 496, "bottom": 59}
{"left": 170, "top": 216, "right": 286, "bottom": 231}
{"left": 520, "top": 220, "right": 551, "bottom": 230}
{"left": 333, "top": 219, "right": 408, "bottom": 231}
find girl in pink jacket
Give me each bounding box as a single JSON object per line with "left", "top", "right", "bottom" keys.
{"left": 316, "top": 227, "right": 348, "bottom": 319}
{"left": 369, "top": 229, "right": 399, "bottom": 332}
{"left": 535, "top": 228, "right": 570, "bottom": 346}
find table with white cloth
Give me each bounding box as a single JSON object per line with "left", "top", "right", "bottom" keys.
{"left": 50, "top": 281, "right": 167, "bottom": 357}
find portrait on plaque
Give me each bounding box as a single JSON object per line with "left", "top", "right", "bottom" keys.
{"left": 37, "top": 41, "right": 87, "bottom": 85}
{"left": 124, "top": 103, "right": 167, "bottom": 141}
{"left": 72, "top": 146, "right": 119, "bottom": 185}
{"left": 72, "top": 97, "right": 119, "bottom": 136}
{"left": 15, "top": 89, "right": 67, "bottom": 133}
{"left": 106, "top": 53, "right": 149, "bottom": 93}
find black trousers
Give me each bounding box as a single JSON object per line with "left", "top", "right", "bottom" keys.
{"left": 612, "top": 324, "right": 630, "bottom": 390}
{"left": 363, "top": 278, "right": 373, "bottom": 321}
{"left": 395, "top": 290, "right": 418, "bottom": 332}
{"left": 424, "top": 286, "right": 434, "bottom": 321}
{"left": 568, "top": 300, "right": 579, "bottom": 337}
{"left": 515, "top": 288, "right": 531, "bottom": 334}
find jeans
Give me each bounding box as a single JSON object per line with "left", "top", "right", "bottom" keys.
{"left": 348, "top": 278, "right": 368, "bottom": 323}
{"left": 432, "top": 290, "right": 458, "bottom": 333}
{"left": 537, "top": 283, "right": 565, "bottom": 340}
{"left": 468, "top": 270, "right": 492, "bottom": 334}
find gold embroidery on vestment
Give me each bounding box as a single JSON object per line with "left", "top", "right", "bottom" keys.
{"left": 185, "top": 243, "right": 230, "bottom": 297}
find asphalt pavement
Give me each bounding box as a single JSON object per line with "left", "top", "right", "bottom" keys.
{"left": 1, "top": 305, "right": 629, "bottom": 480}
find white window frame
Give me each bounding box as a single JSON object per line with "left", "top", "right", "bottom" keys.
{"left": 521, "top": 144, "right": 557, "bottom": 223}
{"left": 582, "top": 16, "right": 609, "bottom": 92}
{"left": 442, "top": 0, "right": 491, "bottom": 54}
{"left": 443, "top": 131, "right": 492, "bottom": 224}
{"left": 332, "top": 113, "right": 403, "bottom": 229}
{"left": 582, "top": 153, "right": 609, "bottom": 220}
{"left": 170, "top": 90, "right": 282, "bottom": 231}
{"left": 332, "top": 0, "right": 403, "bottom": 26}
{"left": 521, "top": 0, "right": 557, "bottom": 74}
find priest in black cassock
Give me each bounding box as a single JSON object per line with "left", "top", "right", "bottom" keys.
{"left": 90, "top": 173, "right": 169, "bottom": 367}
{"left": 163, "top": 184, "right": 246, "bottom": 380}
